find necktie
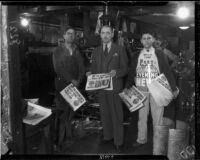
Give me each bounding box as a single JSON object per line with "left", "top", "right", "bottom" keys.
{"left": 104, "top": 44, "right": 108, "bottom": 56}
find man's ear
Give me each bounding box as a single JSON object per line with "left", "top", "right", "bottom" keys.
{"left": 111, "top": 32, "right": 114, "bottom": 38}
{"left": 151, "top": 37, "right": 155, "bottom": 43}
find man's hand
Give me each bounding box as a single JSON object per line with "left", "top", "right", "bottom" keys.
{"left": 86, "top": 72, "right": 92, "bottom": 77}
{"left": 173, "top": 87, "right": 179, "bottom": 99}
{"left": 71, "top": 80, "right": 79, "bottom": 87}
{"left": 108, "top": 70, "right": 116, "bottom": 78}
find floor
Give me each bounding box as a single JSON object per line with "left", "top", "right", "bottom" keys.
{"left": 53, "top": 110, "right": 154, "bottom": 155}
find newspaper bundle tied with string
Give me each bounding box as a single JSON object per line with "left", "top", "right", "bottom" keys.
{"left": 60, "top": 83, "right": 86, "bottom": 111}
{"left": 119, "top": 85, "right": 146, "bottom": 112}
{"left": 147, "top": 73, "right": 174, "bottom": 107}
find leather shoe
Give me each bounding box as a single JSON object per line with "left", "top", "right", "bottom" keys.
{"left": 132, "top": 142, "right": 146, "bottom": 148}
{"left": 98, "top": 139, "right": 113, "bottom": 146}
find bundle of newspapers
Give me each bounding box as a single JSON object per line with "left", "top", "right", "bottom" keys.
{"left": 85, "top": 74, "right": 113, "bottom": 91}
{"left": 60, "top": 83, "right": 86, "bottom": 111}
{"left": 147, "top": 73, "right": 174, "bottom": 107}
{"left": 23, "top": 100, "right": 52, "bottom": 125}
{"left": 119, "top": 85, "right": 146, "bottom": 112}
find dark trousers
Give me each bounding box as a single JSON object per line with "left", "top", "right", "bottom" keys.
{"left": 98, "top": 90, "right": 124, "bottom": 146}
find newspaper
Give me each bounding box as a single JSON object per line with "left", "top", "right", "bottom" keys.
{"left": 104, "top": 77, "right": 113, "bottom": 90}
{"left": 119, "top": 86, "right": 146, "bottom": 112}
{"left": 147, "top": 73, "right": 173, "bottom": 107}
{"left": 23, "top": 102, "right": 52, "bottom": 125}
{"left": 60, "top": 83, "right": 86, "bottom": 111}
{"left": 85, "top": 74, "right": 112, "bottom": 91}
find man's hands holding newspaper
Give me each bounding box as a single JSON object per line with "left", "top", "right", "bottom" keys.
{"left": 108, "top": 70, "right": 116, "bottom": 77}
{"left": 86, "top": 70, "right": 116, "bottom": 78}
{"left": 71, "top": 80, "right": 79, "bottom": 87}
{"left": 86, "top": 72, "right": 92, "bottom": 77}
{"left": 172, "top": 87, "right": 179, "bottom": 99}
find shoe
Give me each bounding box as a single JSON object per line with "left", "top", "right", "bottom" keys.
{"left": 115, "top": 144, "right": 123, "bottom": 153}
{"left": 98, "top": 139, "right": 113, "bottom": 146}
{"left": 132, "top": 142, "right": 146, "bottom": 148}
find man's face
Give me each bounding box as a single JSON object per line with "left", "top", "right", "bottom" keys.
{"left": 141, "top": 33, "right": 155, "bottom": 49}
{"left": 100, "top": 26, "right": 114, "bottom": 44}
{"left": 154, "top": 39, "right": 162, "bottom": 48}
{"left": 63, "top": 29, "right": 75, "bottom": 43}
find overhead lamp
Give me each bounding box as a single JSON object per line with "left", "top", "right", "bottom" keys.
{"left": 177, "top": 7, "right": 190, "bottom": 19}
{"left": 179, "top": 26, "right": 189, "bottom": 30}
{"left": 20, "top": 17, "right": 29, "bottom": 27}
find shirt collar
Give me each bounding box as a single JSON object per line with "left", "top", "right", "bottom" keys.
{"left": 142, "top": 46, "right": 155, "bottom": 53}
{"left": 103, "top": 41, "right": 112, "bottom": 51}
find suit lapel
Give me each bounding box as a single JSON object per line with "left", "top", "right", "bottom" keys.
{"left": 105, "top": 43, "right": 115, "bottom": 66}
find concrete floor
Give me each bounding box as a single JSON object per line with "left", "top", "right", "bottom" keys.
{"left": 54, "top": 111, "right": 154, "bottom": 155}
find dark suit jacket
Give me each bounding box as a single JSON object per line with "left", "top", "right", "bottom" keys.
{"left": 91, "top": 42, "right": 128, "bottom": 93}
{"left": 125, "top": 49, "right": 176, "bottom": 92}
{"left": 53, "top": 44, "right": 85, "bottom": 92}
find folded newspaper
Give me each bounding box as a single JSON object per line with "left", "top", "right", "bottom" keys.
{"left": 85, "top": 74, "right": 112, "bottom": 91}
{"left": 23, "top": 102, "right": 52, "bottom": 125}
{"left": 119, "top": 86, "right": 146, "bottom": 112}
{"left": 147, "top": 73, "right": 173, "bottom": 107}
{"left": 60, "top": 83, "right": 86, "bottom": 111}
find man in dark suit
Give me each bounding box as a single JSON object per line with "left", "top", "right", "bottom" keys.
{"left": 53, "top": 27, "right": 85, "bottom": 146}
{"left": 86, "top": 25, "right": 128, "bottom": 151}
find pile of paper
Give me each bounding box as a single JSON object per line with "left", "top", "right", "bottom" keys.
{"left": 119, "top": 85, "right": 146, "bottom": 112}
{"left": 85, "top": 74, "right": 113, "bottom": 91}
{"left": 23, "top": 102, "right": 52, "bottom": 125}
{"left": 60, "top": 83, "right": 86, "bottom": 111}
{"left": 147, "top": 73, "right": 173, "bottom": 107}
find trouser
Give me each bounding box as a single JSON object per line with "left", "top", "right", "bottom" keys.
{"left": 137, "top": 92, "right": 164, "bottom": 144}
{"left": 55, "top": 92, "right": 75, "bottom": 145}
{"left": 98, "top": 90, "right": 124, "bottom": 146}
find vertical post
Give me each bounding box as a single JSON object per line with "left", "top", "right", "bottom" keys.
{"left": 7, "top": 6, "right": 24, "bottom": 154}
{"left": 1, "top": 4, "right": 13, "bottom": 156}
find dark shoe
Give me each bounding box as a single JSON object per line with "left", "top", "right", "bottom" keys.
{"left": 98, "top": 139, "right": 113, "bottom": 146}
{"left": 132, "top": 142, "right": 146, "bottom": 148}
{"left": 115, "top": 144, "right": 123, "bottom": 153}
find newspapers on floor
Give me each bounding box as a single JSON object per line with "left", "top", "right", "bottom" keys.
{"left": 23, "top": 102, "right": 52, "bottom": 125}
{"left": 119, "top": 85, "right": 146, "bottom": 112}
{"left": 60, "top": 83, "right": 86, "bottom": 111}
{"left": 147, "top": 73, "right": 174, "bottom": 107}
{"left": 85, "top": 74, "right": 112, "bottom": 91}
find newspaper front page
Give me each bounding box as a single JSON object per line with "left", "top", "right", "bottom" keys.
{"left": 60, "top": 83, "right": 86, "bottom": 111}
{"left": 147, "top": 73, "right": 173, "bottom": 107}
{"left": 119, "top": 85, "right": 146, "bottom": 112}
{"left": 85, "top": 74, "right": 112, "bottom": 91}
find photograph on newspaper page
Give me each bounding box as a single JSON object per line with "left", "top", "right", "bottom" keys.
{"left": 60, "top": 83, "right": 86, "bottom": 111}
{"left": 23, "top": 102, "right": 52, "bottom": 125}
{"left": 119, "top": 86, "right": 146, "bottom": 112}
{"left": 85, "top": 74, "right": 111, "bottom": 91}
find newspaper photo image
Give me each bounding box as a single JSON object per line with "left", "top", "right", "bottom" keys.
{"left": 119, "top": 86, "right": 146, "bottom": 112}
{"left": 60, "top": 83, "right": 86, "bottom": 111}
{"left": 147, "top": 73, "right": 174, "bottom": 107}
{"left": 23, "top": 102, "right": 52, "bottom": 125}
{"left": 85, "top": 74, "right": 111, "bottom": 91}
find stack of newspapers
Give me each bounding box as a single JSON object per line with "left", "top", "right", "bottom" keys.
{"left": 147, "top": 73, "right": 174, "bottom": 107}
{"left": 23, "top": 100, "right": 52, "bottom": 125}
{"left": 119, "top": 86, "right": 146, "bottom": 112}
{"left": 85, "top": 74, "right": 113, "bottom": 91}
{"left": 60, "top": 83, "right": 86, "bottom": 111}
